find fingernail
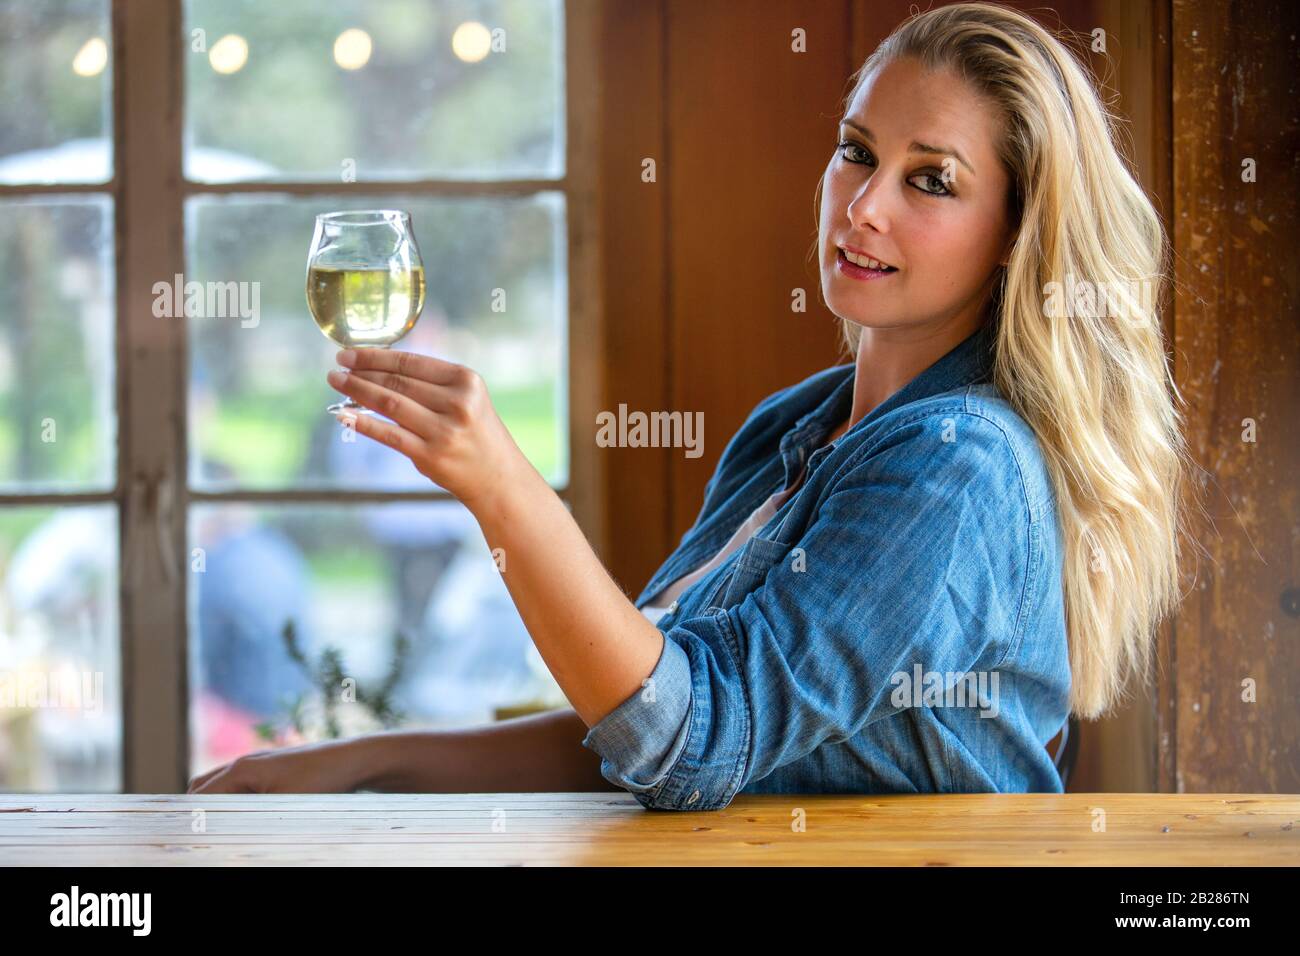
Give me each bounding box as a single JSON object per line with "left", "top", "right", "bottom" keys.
{"left": 327, "top": 369, "right": 347, "bottom": 385}
{"left": 336, "top": 349, "right": 357, "bottom": 368}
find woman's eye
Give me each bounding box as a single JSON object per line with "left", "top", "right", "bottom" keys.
{"left": 836, "top": 140, "right": 873, "bottom": 165}
{"left": 910, "top": 172, "right": 954, "bottom": 196}
{"left": 836, "top": 143, "right": 954, "bottom": 197}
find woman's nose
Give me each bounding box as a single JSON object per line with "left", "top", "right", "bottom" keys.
{"left": 846, "top": 175, "right": 892, "bottom": 234}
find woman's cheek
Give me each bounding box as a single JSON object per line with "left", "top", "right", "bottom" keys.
{"left": 911, "top": 222, "right": 977, "bottom": 288}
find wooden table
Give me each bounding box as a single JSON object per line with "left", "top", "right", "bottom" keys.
{"left": 1, "top": 792, "right": 1296, "bottom": 865}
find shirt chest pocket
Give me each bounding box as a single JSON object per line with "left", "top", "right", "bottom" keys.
{"left": 707, "top": 533, "right": 793, "bottom": 610}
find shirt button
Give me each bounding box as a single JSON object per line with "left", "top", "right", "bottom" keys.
{"left": 667, "top": 600, "right": 679, "bottom": 613}
{"left": 686, "top": 789, "right": 700, "bottom": 805}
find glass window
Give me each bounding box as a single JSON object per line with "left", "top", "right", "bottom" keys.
{"left": 0, "top": 0, "right": 575, "bottom": 791}
{"left": 0, "top": 0, "right": 113, "bottom": 185}
{"left": 188, "top": 502, "right": 567, "bottom": 777}
{"left": 0, "top": 197, "right": 116, "bottom": 493}
{"left": 0, "top": 0, "right": 117, "bottom": 796}
{"left": 182, "top": 0, "right": 572, "bottom": 781}
{"left": 185, "top": 192, "right": 567, "bottom": 490}
{"left": 0, "top": 505, "right": 121, "bottom": 791}
{"left": 183, "top": 0, "right": 564, "bottom": 182}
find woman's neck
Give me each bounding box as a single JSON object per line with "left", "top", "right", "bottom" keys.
{"left": 843, "top": 314, "right": 988, "bottom": 434}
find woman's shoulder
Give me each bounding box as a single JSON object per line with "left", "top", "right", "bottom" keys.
{"left": 959, "top": 382, "right": 1057, "bottom": 523}
{"left": 841, "top": 381, "right": 1057, "bottom": 526}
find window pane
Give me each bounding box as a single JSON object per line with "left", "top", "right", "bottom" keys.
{"left": 0, "top": 197, "right": 116, "bottom": 492}
{"left": 186, "top": 193, "right": 566, "bottom": 490}
{"left": 188, "top": 502, "right": 566, "bottom": 777}
{"left": 0, "top": 505, "right": 121, "bottom": 792}
{"left": 0, "top": 0, "right": 112, "bottom": 185}
{"left": 183, "top": 0, "right": 564, "bottom": 183}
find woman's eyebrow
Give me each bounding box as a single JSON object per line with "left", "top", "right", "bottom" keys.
{"left": 839, "top": 119, "right": 976, "bottom": 177}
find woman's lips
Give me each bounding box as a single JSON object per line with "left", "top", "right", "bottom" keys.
{"left": 836, "top": 248, "right": 899, "bottom": 281}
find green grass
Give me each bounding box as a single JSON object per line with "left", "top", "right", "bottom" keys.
{"left": 491, "top": 380, "right": 564, "bottom": 483}
{"left": 0, "top": 379, "right": 566, "bottom": 490}
{"left": 205, "top": 413, "right": 309, "bottom": 484}
{"left": 307, "top": 547, "right": 386, "bottom": 587}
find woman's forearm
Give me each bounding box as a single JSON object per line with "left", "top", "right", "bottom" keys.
{"left": 350, "top": 706, "right": 622, "bottom": 793}
{"left": 323, "top": 353, "right": 664, "bottom": 732}
{"left": 468, "top": 459, "right": 666, "bottom": 729}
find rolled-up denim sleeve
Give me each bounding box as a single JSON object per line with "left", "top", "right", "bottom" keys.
{"left": 586, "top": 411, "right": 1034, "bottom": 811}
{"left": 579, "top": 631, "right": 697, "bottom": 808}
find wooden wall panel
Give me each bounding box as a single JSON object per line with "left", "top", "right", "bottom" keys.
{"left": 1166, "top": 0, "right": 1300, "bottom": 792}
{"left": 595, "top": 1, "right": 673, "bottom": 594}
{"left": 664, "top": 0, "right": 852, "bottom": 538}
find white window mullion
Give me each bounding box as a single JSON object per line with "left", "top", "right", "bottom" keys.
{"left": 116, "top": 0, "right": 188, "bottom": 793}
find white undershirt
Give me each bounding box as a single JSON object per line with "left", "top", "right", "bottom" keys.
{"left": 639, "top": 435, "right": 837, "bottom": 624}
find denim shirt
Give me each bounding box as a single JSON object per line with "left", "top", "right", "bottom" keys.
{"left": 581, "top": 322, "right": 1072, "bottom": 810}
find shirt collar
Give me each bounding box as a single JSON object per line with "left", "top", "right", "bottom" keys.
{"left": 780, "top": 321, "right": 997, "bottom": 456}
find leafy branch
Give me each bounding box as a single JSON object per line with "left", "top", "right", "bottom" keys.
{"left": 253, "top": 617, "right": 411, "bottom": 743}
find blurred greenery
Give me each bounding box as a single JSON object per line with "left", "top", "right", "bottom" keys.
{"left": 0, "top": 3, "right": 114, "bottom": 491}
{"left": 491, "top": 381, "right": 562, "bottom": 480}
{"left": 307, "top": 547, "right": 385, "bottom": 587}
{"left": 202, "top": 379, "right": 558, "bottom": 486}
{"left": 0, "top": 199, "right": 113, "bottom": 491}
{"left": 0, "top": 506, "right": 58, "bottom": 554}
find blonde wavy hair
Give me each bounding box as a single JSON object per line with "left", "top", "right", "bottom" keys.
{"left": 818, "top": 2, "right": 1198, "bottom": 719}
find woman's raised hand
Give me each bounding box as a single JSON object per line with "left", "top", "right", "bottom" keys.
{"left": 326, "top": 349, "right": 528, "bottom": 511}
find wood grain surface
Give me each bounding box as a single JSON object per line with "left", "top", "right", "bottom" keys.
{"left": 1, "top": 792, "right": 1295, "bottom": 866}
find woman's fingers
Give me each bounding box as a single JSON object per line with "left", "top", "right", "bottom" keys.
{"left": 343, "top": 368, "right": 457, "bottom": 415}
{"left": 187, "top": 764, "right": 226, "bottom": 793}
{"left": 326, "top": 368, "right": 441, "bottom": 436}
{"left": 326, "top": 350, "right": 500, "bottom": 502}
{"left": 333, "top": 409, "right": 429, "bottom": 464}
{"left": 337, "top": 347, "right": 461, "bottom": 386}
{"left": 189, "top": 765, "right": 252, "bottom": 794}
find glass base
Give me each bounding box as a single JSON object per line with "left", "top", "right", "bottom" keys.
{"left": 327, "top": 398, "right": 377, "bottom": 417}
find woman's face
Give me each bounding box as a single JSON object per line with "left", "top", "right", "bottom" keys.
{"left": 819, "top": 57, "right": 1016, "bottom": 337}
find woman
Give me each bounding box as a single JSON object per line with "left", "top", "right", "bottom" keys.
{"left": 189, "top": 3, "right": 1193, "bottom": 807}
